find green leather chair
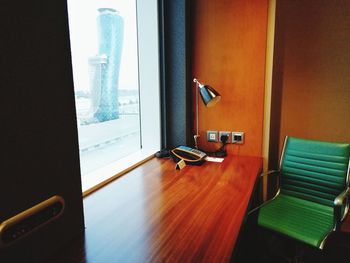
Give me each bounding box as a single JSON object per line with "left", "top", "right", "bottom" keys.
{"left": 258, "top": 136, "right": 350, "bottom": 249}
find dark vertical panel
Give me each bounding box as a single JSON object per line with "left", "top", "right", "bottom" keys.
{"left": 268, "top": 0, "right": 284, "bottom": 170}
{"left": 0, "top": 0, "right": 84, "bottom": 261}
{"left": 159, "top": 0, "right": 191, "bottom": 149}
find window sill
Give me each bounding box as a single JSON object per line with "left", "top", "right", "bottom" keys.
{"left": 82, "top": 149, "right": 156, "bottom": 197}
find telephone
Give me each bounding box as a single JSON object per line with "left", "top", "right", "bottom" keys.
{"left": 171, "top": 146, "right": 207, "bottom": 165}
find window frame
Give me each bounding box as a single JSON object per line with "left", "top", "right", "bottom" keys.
{"left": 67, "top": 0, "right": 161, "bottom": 196}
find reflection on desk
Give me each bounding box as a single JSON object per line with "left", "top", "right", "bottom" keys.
{"left": 50, "top": 155, "right": 262, "bottom": 263}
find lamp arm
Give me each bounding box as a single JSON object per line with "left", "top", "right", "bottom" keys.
{"left": 193, "top": 78, "right": 200, "bottom": 86}
{"left": 193, "top": 78, "right": 200, "bottom": 149}
{"left": 193, "top": 77, "right": 220, "bottom": 149}
{"left": 196, "top": 79, "right": 199, "bottom": 137}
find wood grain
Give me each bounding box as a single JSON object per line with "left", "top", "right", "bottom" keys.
{"left": 48, "top": 155, "right": 262, "bottom": 263}
{"left": 269, "top": 1, "right": 350, "bottom": 168}
{"left": 191, "top": 0, "right": 268, "bottom": 156}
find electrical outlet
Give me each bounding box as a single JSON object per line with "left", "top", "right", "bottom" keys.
{"left": 232, "top": 132, "right": 244, "bottom": 144}
{"left": 207, "top": 130, "right": 218, "bottom": 142}
{"left": 219, "top": 131, "right": 232, "bottom": 143}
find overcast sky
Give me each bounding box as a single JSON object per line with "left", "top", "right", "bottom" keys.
{"left": 67, "top": 0, "right": 139, "bottom": 91}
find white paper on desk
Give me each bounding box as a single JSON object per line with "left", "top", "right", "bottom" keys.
{"left": 205, "top": 156, "right": 224, "bottom": 163}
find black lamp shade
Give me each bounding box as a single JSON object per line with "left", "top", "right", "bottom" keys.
{"left": 199, "top": 85, "right": 221, "bottom": 107}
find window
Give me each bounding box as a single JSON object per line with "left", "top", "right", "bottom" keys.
{"left": 67, "top": 0, "right": 160, "bottom": 193}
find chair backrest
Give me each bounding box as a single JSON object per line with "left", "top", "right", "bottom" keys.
{"left": 280, "top": 136, "right": 350, "bottom": 207}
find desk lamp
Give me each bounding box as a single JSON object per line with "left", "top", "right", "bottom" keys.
{"left": 193, "top": 78, "right": 221, "bottom": 149}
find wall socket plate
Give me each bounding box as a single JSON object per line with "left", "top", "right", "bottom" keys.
{"left": 207, "top": 130, "right": 219, "bottom": 142}
{"left": 232, "top": 132, "right": 244, "bottom": 144}
{"left": 219, "top": 131, "right": 232, "bottom": 143}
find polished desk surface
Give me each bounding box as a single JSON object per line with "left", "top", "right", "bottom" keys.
{"left": 52, "top": 155, "right": 262, "bottom": 263}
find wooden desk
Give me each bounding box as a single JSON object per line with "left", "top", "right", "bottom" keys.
{"left": 51, "top": 155, "right": 262, "bottom": 263}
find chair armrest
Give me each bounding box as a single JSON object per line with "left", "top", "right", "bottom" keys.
{"left": 260, "top": 169, "right": 280, "bottom": 184}
{"left": 334, "top": 187, "right": 350, "bottom": 230}
{"left": 262, "top": 170, "right": 280, "bottom": 176}
{"left": 248, "top": 170, "right": 281, "bottom": 216}
{"left": 264, "top": 170, "right": 281, "bottom": 199}
{"left": 334, "top": 187, "right": 350, "bottom": 206}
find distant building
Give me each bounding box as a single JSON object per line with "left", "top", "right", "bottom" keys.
{"left": 89, "top": 8, "right": 124, "bottom": 122}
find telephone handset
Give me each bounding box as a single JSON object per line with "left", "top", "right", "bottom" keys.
{"left": 171, "top": 146, "right": 207, "bottom": 165}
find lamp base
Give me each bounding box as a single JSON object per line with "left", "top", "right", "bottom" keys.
{"left": 194, "top": 134, "right": 200, "bottom": 149}
{"left": 213, "top": 149, "right": 227, "bottom": 157}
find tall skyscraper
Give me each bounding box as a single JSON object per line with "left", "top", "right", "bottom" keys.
{"left": 90, "top": 8, "right": 124, "bottom": 122}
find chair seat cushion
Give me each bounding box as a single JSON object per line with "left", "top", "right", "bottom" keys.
{"left": 258, "top": 194, "right": 335, "bottom": 248}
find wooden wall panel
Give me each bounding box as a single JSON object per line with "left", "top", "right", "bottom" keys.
{"left": 269, "top": 1, "right": 350, "bottom": 168}
{"left": 191, "top": 0, "right": 268, "bottom": 156}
